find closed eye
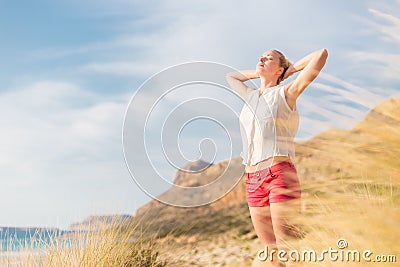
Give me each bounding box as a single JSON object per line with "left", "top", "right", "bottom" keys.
{"left": 261, "top": 56, "right": 273, "bottom": 61}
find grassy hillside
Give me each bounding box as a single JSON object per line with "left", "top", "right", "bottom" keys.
{"left": 131, "top": 97, "right": 400, "bottom": 266}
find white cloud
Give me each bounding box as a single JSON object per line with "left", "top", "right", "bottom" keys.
{"left": 317, "top": 73, "right": 388, "bottom": 108}
{"left": 0, "top": 81, "right": 147, "bottom": 228}
{"left": 345, "top": 4, "right": 400, "bottom": 92}
{"left": 70, "top": 1, "right": 331, "bottom": 77}
{"left": 368, "top": 8, "right": 400, "bottom": 43}
{"left": 294, "top": 70, "right": 395, "bottom": 140}
{"left": 79, "top": 62, "right": 163, "bottom": 77}
{"left": 0, "top": 82, "right": 122, "bottom": 164}
{"left": 349, "top": 51, "right": 400, "bottom": 82}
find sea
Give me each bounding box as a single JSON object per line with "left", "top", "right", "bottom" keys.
{"left": 0, "top": 227, "right": 73, "bottom": 252}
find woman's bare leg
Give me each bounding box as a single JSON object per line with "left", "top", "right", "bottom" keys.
{"left": 270, "top": 199, "right": 302, "bottom": 267}
{"left": 249, "top": 206, "right": 285, "bottom": 267}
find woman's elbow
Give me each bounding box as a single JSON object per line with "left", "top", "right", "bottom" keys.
{"left": 315, "top": 49, "right": 328, "bottom": 66}
{"left": 320, "top": 48, "right": 328, "bottom": 59}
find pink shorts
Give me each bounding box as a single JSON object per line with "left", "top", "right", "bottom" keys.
{"left": 246, "top": 161, "right": 301, "bottom": 207}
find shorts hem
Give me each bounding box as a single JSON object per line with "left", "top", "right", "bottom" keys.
{"left": 269, "top": 195, "right": 301, "bottom": 204}
{"left": 248, "top": 203, "right": 270, "bottom": 207}
{"left": 247, "top": 195, "right": 301, "bottom": 207}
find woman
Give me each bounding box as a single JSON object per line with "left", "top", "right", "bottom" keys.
{"left": 227, "top": 48, "right": 328, "bottom": 266}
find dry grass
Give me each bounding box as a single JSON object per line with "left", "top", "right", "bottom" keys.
{"left": 265, "top": 179, "right": 400, "bottom": 267}
{"left": 0, "top": 218, "right": 167, "bottom": 267}
{"left": 151, "top": 177, "right": 400, "bottom": 266}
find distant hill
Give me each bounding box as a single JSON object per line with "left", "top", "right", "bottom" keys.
{"left": 295, "top": 96, "right": 400, "bottom": 194}
{"left": 135, "top": 157, "right": 246, "bottom": 219}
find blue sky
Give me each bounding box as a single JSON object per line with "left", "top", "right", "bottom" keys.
{"left": 0, "top": 0, "right": 399, "bottom": 229}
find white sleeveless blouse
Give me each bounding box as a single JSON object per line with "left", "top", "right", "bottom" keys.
{"left": 239, "top": 84, "right": 299, "bottom": 167}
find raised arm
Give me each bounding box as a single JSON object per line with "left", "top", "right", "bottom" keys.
{"left": 285, "top": 48, "right": 328, "bottom": 101}
{"left": 226, "top": 70, "right": 258, "bottom": 100}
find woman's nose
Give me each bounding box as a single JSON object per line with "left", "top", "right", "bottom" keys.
{"left": 259, "top": 57, "right": 266, "bottom": 63}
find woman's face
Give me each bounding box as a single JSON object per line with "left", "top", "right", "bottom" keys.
{"left": 256, "top": 50, "right": 282, "bottom": 76}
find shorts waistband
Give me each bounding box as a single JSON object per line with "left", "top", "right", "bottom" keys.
{"left": 246, "top": 161, "right": 295, "bottom": 175}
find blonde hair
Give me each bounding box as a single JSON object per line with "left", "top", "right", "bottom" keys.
{"left": 273, "top": 50, "right": 291, "bottom": 85}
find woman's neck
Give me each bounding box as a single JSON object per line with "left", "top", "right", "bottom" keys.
{"left": 259, "top": 78, "right": 278, "bottom": 94}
